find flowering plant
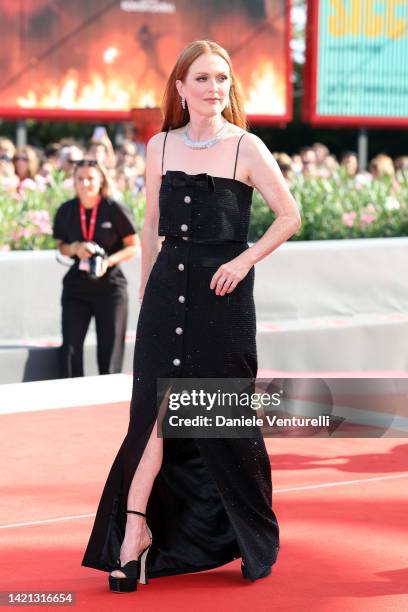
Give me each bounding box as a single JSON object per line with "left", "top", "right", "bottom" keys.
{"left": 1, "top": 169, "right": 407, "bottom": 250}
{"left": 249, "top": 169, "right": 408, "bottom": 241}
{"left": 0, "top": 171, "right": 145, "bottom": 251}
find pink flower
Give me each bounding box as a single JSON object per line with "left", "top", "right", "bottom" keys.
{"left": 366, "top": 203, "right": 376, "bottom": 213}
{"left": 342, "top": 211, "right": 357, "bottom": 227}
{"left": 25, "top": 210, "right": 51, "bottom": 234}
{"left": 39, "top": 223, "right": 52, "bottom": 235}
{"left": 360, "top": 213, "right": 376, "bottom": 227}
{"left": 35, "top": 176, "right": 48, "bottom": 191}
{"left": 318, "top": 169, "right": 331, "bottom": 178}
{"left": 355, "top": 173, "right": 372, "bottom": 188}
{"left": 19, "top": 178, "right": 37, "bottom": 191}
{"left": 0, "top": 176, "right": 19, "bottom": 192}
{"left": 62, "top": 177, "right": 74, "bottom": 190}
{"left": 27, "top": 210, "right": 50, "bottom": 223}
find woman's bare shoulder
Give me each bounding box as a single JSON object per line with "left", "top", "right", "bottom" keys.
{"left": 236, "top": 132, "right": 272, "bottom": 178}
{"left": 239, "top": 131, "right": 267, "bottom": 155}
{"left": 228, "top": 122, "right": 247, "bottom": 135}
{"left": 148, "top": 127, "right": 185, "bottom": 146}
{"left": 147, "top": 131, "right": 168, "bottom": 151}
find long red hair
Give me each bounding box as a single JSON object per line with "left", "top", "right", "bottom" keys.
{"left": 161, "top": 40, "right": 247, "bottom": 131}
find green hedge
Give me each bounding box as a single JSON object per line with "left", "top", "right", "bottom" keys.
{"left": 1, "top": 169, "right": 407, "bottom": 250}
{"left": 250, "top": 170, "right": 408, "bottom": 241}
{"left": 0, "top": 174, "right": 146, "bottom": 251}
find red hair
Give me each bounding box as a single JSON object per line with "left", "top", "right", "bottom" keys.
{"left": 161, "top": 40, "right": 247, "bottom": 131}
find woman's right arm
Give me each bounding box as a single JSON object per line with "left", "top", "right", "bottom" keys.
{"left": 53, "top": 202, "right": 93, "bottom": 259}
{"left": 57, "top": 240, "right": 94, "bottom": 259}
{"left": 138, "top": 132, "right": 165, "bottom": 302}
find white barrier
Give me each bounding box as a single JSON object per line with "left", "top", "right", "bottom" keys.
{"left": 0, "top": 237, "right": 407, "bottom": 378}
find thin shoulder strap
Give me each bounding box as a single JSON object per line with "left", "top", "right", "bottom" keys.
{"left": 233, "top": 133, "right": 246, "bottom": 179}
{"left": 161, "top": 131, "right": 169, "bottom": 175}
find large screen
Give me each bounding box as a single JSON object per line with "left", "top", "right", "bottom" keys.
{"left": 0, "top": 0, "right": 291, "bottom": 124}
{"left": 303, "top": 0, "right": 408, "bottom": 126}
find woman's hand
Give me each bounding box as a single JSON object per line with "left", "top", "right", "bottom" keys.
{"left": 210, "top": 254, "right": 253, "bottom": 296}
{"left": 72, "top": 241, "right": 94, "bottom": 260}
{"left": 100, "top": 258, "right": 110, "bottom": 276}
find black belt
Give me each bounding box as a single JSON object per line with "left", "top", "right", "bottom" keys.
{"left": 163, "top": 236, "right": 246, "bottom": 245}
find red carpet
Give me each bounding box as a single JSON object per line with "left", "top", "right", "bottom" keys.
{"left": 1, "top": 399, "right": 407, "bottom": 611}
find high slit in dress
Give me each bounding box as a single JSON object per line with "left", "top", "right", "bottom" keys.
{"left": 81, "top": 132, "right": 280, "bottom": 581}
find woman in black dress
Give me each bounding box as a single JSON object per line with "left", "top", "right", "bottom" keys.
{"left": 81, "top": 40, "right": 301, "bottom": 591}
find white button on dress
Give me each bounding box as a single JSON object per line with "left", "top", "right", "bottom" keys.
{"left": 178, "top": 263, "right": 184, "bottom": 271}
{"left": 178, "top": 296, "right": 185, "bottom": 303}
{"left": 173, "top": 358, "right": 181, "bottom": 366}
{"left": 184, "top": 196, "right": 191, "bottom": 203}
{"left": 181, "top": 224, "right": 188, "bottom": 231}
{"left": 175, "top": 327, "right": 183, "bottom": 335}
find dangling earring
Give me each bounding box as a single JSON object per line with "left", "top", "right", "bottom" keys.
{"left": 181, "top": 96, "right": 186, "bottom": 110}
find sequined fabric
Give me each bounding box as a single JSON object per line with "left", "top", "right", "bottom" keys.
{"left": 158, "top": 171, "right": 252, "bottom": 243}
{"left": 81, "top": 172, "right": 280, "bottom": 581}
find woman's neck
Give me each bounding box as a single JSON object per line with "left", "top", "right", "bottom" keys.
{"left": 80, "top": 195, "right": 100, "bottom": 208}
{"left": 186, "top": 114, "right": 226, "bottom": 141}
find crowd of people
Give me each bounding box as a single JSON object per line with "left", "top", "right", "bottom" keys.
{"left": 273, "top": 143, "right": 408, "bottom": 189}
{"left": 0, "top": 132, "right": 146, "bottom": 200}
{"left": 1, "top": 133, "right": 407, "bottom": 200}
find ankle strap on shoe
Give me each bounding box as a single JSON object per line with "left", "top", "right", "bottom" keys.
{"left": 126, "top": 510, "right": 146, "bottom": 517}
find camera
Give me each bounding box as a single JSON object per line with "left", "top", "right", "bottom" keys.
{"left": 78, "top": 242, "right": 107, "bottom": 278}
{"left": 88, "top": 243, "right": 107, "bottom": 278}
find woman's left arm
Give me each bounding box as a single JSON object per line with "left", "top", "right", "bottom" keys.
{"left": 106, "top": 234, "right": 139, "bottom": 268}
{"left": 241, "top": 133, "right": 301, "bottom": 266}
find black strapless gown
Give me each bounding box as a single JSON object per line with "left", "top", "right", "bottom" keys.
{"left": 81, "top": 171, "right": 280, "bottom": 581}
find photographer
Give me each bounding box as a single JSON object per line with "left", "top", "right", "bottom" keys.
{"left": 53, "top": 159, "right": 137, "bottom": 377}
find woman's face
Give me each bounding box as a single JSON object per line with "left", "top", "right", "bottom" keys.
{"left": 74, "top": 166, "right": 102, "bottom": 200}
{"left": 342, "top": 155, "right": 358, "bottom": 176}
{"left": 14, "top": 152, "right": 29, "bottom": 178}
{"left": 177, "top": 53, "right": 231, "bottom": 118}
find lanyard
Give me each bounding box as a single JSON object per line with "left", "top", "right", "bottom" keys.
{"left": 79, "top": 198, "right": 101, "bottom": 242}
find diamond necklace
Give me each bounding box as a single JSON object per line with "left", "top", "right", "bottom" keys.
{"left": 182, "top": 119, "right": 229, "bottom": 149}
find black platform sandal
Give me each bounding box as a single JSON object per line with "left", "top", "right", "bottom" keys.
{"left": 109, "top": 510, "right": 153, "bottom": 593}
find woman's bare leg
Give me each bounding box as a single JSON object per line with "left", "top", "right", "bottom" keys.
{"left": 111, "top": 420, "right": 163, "bottom": 578}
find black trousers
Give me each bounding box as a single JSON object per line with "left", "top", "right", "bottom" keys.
{"left": 61, "top": 287, "right": 128, "bottom": 377}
